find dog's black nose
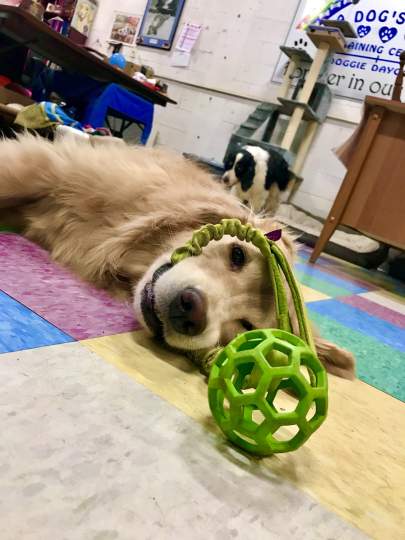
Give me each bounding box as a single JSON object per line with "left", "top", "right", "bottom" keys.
{"left": 223, "top": 177, "right": 229, "bottom": 185}
{"left": 168, "top": 288, "right": 207, "bottom": 336}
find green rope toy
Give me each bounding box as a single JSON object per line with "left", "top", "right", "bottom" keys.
{"left": 171, "top": 219, "right": 328, "bottom": 457}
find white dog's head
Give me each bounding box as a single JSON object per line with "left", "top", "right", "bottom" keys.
{"left": 133, "top": 226, "right": 294, "bottom": 355}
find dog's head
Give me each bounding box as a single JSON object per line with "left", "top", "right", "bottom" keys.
{"left": 133, "top": 220, "right": 294, "bottom": 356}
{"left": 222, "top": 148, "right": 256, "bottom": 192}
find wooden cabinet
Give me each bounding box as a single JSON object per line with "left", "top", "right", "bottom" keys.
{"left": 311, "top": 96, "right": 405, "bottom": 263}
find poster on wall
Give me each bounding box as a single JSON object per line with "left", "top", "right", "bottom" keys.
{"left": 137, "top": 0, "right": 186, "bottom": 50}
{"left": 109, "top": 12, "right": 141, "bottom": 45}
{"left": 272, "top": 0, "right": 405, "bottom": 101}
{"left": 70, "top": 0, "right": 97, "bottom": 37}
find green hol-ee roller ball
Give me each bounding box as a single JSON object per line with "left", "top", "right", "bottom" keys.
{"left": 207, "top": 329, "right": 328, "bottom": 456}
{"left": 171, "top": 219, "right": 328, "bottom": 457}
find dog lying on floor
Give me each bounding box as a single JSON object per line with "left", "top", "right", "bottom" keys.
{"left": 0, "top": 135, "right": 355, "bottom": 378}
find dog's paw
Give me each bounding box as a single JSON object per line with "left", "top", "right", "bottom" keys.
{"left": 189, "top": 347, "right": 221, "bottom": 377}
{"left": 314, "top": 337, "right": 356, "bottom": 380}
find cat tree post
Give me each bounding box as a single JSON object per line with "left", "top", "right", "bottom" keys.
{"left": 277, "top": 46, "right": 314, "bottom": 102}
{"left": 287, "top": 120, "right": 319, "bottom": 202}
{"left": 281, "top": 42, "right": 329, "bottom": 150}
{"left": 292, "top": 121, "right": 318, "bottom": 175}
{"left": 278, "top": 55, "right": 299, "bottom": 99}
{"left": 281, "top": 26, "right": 346, "bottom": 151}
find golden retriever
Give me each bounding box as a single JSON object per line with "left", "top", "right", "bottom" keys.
{"left": 0, "top": 135, "right": 355, "bottom": 378}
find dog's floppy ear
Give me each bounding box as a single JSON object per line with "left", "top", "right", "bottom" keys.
{"left": 223, "top": 151, "right": 237, "bottom": 172}
{"left": 265, "top": 152, "right": 291, "bottom": 192}
{"left": 237, "top": 153, "right": 256, "bottom": 192}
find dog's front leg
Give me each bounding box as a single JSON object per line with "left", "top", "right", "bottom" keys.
{"left": 314, "top": 336, "right": 356, "bottom": 379}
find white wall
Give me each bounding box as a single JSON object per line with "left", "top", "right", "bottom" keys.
{"left": 89, "top": 0, "right": 363, "bottom": 218}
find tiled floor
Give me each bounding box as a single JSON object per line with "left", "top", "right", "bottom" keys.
{"left": 1, "top": 233, "right": 404, "bottom": 401}
{"left": 1, "top": 231, "right": 404, "bottom": 539}
{"left": 298, "top": 247, "right": 405, "bottom": 401}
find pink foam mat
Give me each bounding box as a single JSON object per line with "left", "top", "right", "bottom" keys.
{"left": 0, "top": 233, "right": 138, "bottom": 340}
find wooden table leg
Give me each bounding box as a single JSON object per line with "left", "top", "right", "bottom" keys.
{"left": 309, "top": 200, "right": 343, "bottom": 263}
{"left": 310, "top": 107, "right": 385, "bottom": 264}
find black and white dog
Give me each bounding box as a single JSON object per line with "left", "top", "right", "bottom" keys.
{"left": 222, "top": 145, "right": 290, "bottom": 214}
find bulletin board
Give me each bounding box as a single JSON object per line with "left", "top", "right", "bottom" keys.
{"left": 273, "top": 0, "right": 405, "bottom": 101}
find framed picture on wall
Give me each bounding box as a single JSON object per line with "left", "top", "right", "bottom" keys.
{"left": 109, "top": 12, "right": 141, "bottom": 46}
{"left": 137, "top": 0, "right": 186, "bottom": 50}
{"left": 70, "top": 0, "right": 97, "bottom": 37}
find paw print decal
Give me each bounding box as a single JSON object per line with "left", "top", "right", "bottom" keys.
{"left": 294, "top": 38, "right": 308, "bottom": 49}
{"left": 357, "top": 25, "right": 371, "bottom": 38}
{"left": 379, "top": 26, "right": 398, "bottom": 43}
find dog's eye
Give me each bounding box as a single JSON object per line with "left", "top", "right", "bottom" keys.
{"left": 240, "top": 319, "right": 254, "bottom": 331}
{"left": 230, "top": 245, "right": 246, "bottom": 269}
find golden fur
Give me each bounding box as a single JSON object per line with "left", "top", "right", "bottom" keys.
{"left": 0, "top": 135, "right": 355, "bottom": 378}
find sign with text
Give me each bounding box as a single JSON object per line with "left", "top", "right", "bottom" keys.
{"left": 273, "top": 0, "right": 405, "bottom": 101}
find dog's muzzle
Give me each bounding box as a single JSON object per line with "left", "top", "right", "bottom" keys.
{"left": 140, "top": 263, "right": 172, "bottom": 339}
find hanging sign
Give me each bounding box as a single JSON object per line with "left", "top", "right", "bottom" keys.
{"left": 273, "top": 1, "right": 405, "bottom": 100}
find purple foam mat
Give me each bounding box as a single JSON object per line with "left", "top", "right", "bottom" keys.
{"left": 0, "top": 233, "right": 138, "bottom": 340}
